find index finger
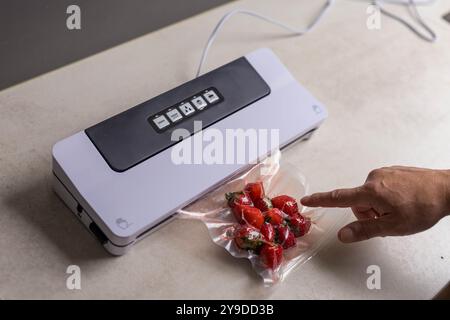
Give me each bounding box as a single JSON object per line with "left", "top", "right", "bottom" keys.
{"left": 300, "top": 186, "right": 370, "bottom": 208}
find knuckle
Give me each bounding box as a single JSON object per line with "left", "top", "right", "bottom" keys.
{"left": 363, "top": 182, "right": 378, "bottom": 193}
{"left": 330, "top": 190, "right": 341, "bottom": 201}
{"left": 367, "top": 168, "right": 387, "bottom": 180}
{"left": 372, "top": 182, "right": 384, "bottom": 195}
{"left": 368, "top": 169, "right": 380, "bottom": 179}
{"left": 364, "top": 181, "right": 386, "bottom": 197}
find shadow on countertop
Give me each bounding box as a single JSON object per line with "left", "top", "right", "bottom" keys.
{"left": 3, "top": 172, "right": 111, "bottom": 263}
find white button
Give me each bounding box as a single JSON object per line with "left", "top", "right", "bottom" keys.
{"left": 179, "top": 102, "right": 196, "bottom": 116}
{"left": 191, "top": 96, "right": 208, "bottom": 110}
{"left": 152, "top": 115, "right": 170, "bottom": 129}
{"left": 166, "top": 109, "right": 183, "bottom": 122}
{"left": 203, "top": 90, "right": 219, "bottom": 104}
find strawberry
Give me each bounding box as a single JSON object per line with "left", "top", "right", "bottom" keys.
{"left": 225, "top": 191, "right": 252, "bottom": 208}
{"left": 260, "top": 222, "right": 275, "bottom": 242}
{"left": 271, "top": 195, "right": 299, "bottom": 217}
{"left": 275, "top": 225, "right": 296, "bottom": 249}
{"left": 260, "top": 243, "right": 283, "bottom": 270}
{"left": 232, "top": 204, "right": 264, "bottom": 229}
{"left": 253, "top": 196, "right": 273, "bottom": 212}
{"left": 263, "top": 208, "right": 284, "bottom": 226}
{"left": 234, "top": 226, "right": 264, "bottom": 251}
{"left": 287, "top": 214, "right": 311, "bottom": 237}
{"left": 231, "top": 203, "right": 246, "bottom": 224}
{"left": 244, "top": 182, "right": 265, "bottom": 202}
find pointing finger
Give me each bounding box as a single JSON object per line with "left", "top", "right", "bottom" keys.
{"left": 300, "top": 186, "right": 370, "bottom": 208}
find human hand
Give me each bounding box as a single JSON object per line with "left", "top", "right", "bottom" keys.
{"left": 301, "top": 166, "right": 450, "bottom": 243}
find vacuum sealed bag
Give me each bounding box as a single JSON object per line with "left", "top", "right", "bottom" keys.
{"left": 178, "top": 151, "right": 349, "bottom": 286}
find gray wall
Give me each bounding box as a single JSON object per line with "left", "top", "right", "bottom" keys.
{"left": 0, "top": 0, "right": 232, "bottom": 91}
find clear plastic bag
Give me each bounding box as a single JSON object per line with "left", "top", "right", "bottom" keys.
{"left": 178, "top": 151, "right": 349, "bottom": 286}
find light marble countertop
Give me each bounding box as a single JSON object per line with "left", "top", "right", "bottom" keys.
{"left": 1, "top": 0, "right": 449, "bottom": 299}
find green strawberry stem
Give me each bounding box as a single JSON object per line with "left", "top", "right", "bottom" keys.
{"left": 225, "top": 192, "right": 234, "bottom": 201}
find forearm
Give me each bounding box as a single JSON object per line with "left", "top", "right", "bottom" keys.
{"left": 439, "top": 169, "right": 450, "bottom": 217}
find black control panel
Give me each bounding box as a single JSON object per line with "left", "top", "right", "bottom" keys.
{"left": 85, "top": 57, "right": 270, "bottom": 172}
{"left": 149, "top": 87, "right": 223, "bottom": 133}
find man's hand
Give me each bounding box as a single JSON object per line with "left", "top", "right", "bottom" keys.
{"left": 301, "top": 166, "right": 450, "bottom": 243}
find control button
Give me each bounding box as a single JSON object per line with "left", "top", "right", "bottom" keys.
{"left": 166, "top": 108, "right": 183, "bottom": 123}
{"left": 203, "top": 89, "right": 220, "bottom": 104}
{"left": 191, "top": 96, "right": 208, "bottom": 110}
{"left": 179, "top": 102, "right": 196, "bottom": 116}
{"left": 152, "top": 115, "right": 170, "bottom": 130}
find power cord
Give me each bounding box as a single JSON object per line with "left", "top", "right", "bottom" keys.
{"left": 195, "top": 0, "right": 335, "bottom": 77}
{"left": 374, "top": 0, "right": 437, "bottom": 42}
{"left": 196, "top": 0, "right": 437, "bottom": 77}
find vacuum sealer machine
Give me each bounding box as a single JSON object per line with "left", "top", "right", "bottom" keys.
{"left": 52, "top": 48, "right": 327, "bottom": 255}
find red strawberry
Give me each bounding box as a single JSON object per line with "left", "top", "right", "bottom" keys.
{"left": 244, "top": 182, "right": 265, "bottom": 202}
{"left": 264, "top": 208, "right": 284, "bottom": 226}
{"left": 234, "top": 226, "right": 264, "bottom": 250}
{"left": 288, "top": 214, "right": 311, "bottom": 237}
{"left": 225, "top": 191, "right": 252, "bottom": 208}
{"left": 260, "top": 243, "right": 283, "bottom": 270}
{"left": 260, "top": 223, "right": 275, "bottom": 242}
{"left": 231, "top": 203, "right": 246, "bottom": 224}
{"left": 254, "top": 197, "right": 273, "bottom": 212}
{"left": 271, "top": 195, "right": 299, "bottom": 217}
{"left": 275, "top": 225, "right": 296, "bottom": 249}
{"left": 232, "top": 204, "right": 264, "bottom": 229}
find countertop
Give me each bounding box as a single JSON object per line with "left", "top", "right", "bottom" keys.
{"left": 1, "top": 0, "right": 450, "bottom": 299}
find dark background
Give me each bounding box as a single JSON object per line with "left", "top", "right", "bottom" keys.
{"left": 0, "top": 0, "right": 232, "bottom": 91}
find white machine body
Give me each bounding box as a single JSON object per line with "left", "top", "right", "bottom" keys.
{"left": 52, "top": 48, "right": 327, "bottom": 255}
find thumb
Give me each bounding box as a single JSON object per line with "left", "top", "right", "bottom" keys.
{"left": 338, "top": 218, "right": 389, "bottom": 243}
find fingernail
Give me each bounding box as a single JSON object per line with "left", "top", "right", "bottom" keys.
{"left": 339, "top": 227, "right": 355, "bottom": 243}
{"left": 300, "top": 196, "right": 310, "bottom": 204}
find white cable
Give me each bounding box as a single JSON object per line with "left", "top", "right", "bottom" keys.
{"left": 377, "top": 0, "right": 436, "bottom": 5}
{"left": 196, "top": 0, "right": 437, "bottom": 77}
{"left": 374, "top": 0, "right": 437, "bottom": 42}
{"left": 195, "top": 0, "right": 335, "bottom": 77}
